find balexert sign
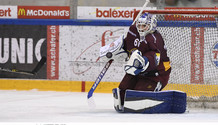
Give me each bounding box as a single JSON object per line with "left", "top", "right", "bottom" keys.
{"left": 0, "top": 6, "right": 17, "bottom": 18}
{"left": 96, "top": 8, "right": 137, "bottom": 18}
{"left": 0, "top": 8, "right": 11, "bottom": 17}
{"left": 18, "top": 6, "right": 70, "bottom": 19}
{"left": 77, "top": 6, "right": 156, "bottom": 20}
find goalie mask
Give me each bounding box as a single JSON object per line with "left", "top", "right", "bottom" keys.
{"left": 136, "top": 13, "right": 157, "bottom": 39}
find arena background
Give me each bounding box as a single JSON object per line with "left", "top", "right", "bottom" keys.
{"left": 0, "top": 0, "right": 217, "bottom": 19}
{"left": 0, "top": 0, "right": 218, "bottom": 109}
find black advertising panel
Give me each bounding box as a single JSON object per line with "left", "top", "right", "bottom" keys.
{"left": 0, "top": 25, "right": 47, "bottom": 79}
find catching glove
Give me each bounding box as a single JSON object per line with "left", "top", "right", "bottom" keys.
{"left": 124, "top": 50, "right": 149, "bottom": 75}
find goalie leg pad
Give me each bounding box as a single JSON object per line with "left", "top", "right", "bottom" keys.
{"left": 112, "top": 88, "right": 123, "bottom": 112}
{"left": 123, "top": 90, "right": 187, "bottom": 113}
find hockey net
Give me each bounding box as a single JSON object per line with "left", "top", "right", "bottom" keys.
{"left": 134, "top": 8, "right": 218, "bottom": 108}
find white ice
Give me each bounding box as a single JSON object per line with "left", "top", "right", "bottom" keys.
{"left": 0, "top": 90, "right": 218, "bottom": 124}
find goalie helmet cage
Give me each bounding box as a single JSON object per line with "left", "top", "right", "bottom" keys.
{"left": 133, "top": 9, "right": 218, "bottom": 109}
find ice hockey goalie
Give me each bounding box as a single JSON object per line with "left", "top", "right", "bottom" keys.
{"left": 110, "top": 12, "right": 187, "bottom": 113}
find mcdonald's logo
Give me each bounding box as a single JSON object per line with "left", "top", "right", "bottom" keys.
{"left": 18, "top": 8, "right": 26, "bottom": 16}
{"left": 17, "top": 6, "right": 70, "bottom": 19}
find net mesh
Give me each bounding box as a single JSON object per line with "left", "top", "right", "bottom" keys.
{"left": 138, "top": 10, "right": 218, "bottom": 106}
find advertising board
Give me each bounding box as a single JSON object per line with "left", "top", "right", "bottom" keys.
{"left": 0, "top": 6, "right": 17, "bottom": 18}
{"left": 18, "top": 6, "right": 70, "bottom": 19}
{"left": 0, "top": 25, "right": 47, "bottom": 79}
{"left": 77, "top": 6, "right": 156, "bottom": 20}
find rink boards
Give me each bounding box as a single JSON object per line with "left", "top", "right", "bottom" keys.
{"left": 0, "top": 19, "right": 218, "bottom": 99}
{"left": 1, "top": 79, "right": 218, "bottom": 98}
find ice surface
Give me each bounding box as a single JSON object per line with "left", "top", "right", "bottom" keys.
{"left": 0, "top": 90, "right": 218, "bottom": 124}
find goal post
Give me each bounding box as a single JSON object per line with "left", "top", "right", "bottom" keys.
{"left": 133, "top": 9, "right": 218, "bottom": 108}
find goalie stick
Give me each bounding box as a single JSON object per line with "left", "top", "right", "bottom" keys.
{"left": 87, "top": 59, "right": 113, "bottom": 99}
{"left": 87, "top": 0, "right": 150, "bottom": 99}
{"left": 132, "top": 0, "right": 150, "bottom": 25}
{"left": 0, "top": 56, "right": 47, "bottom": 75}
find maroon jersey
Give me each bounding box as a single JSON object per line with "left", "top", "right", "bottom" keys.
{"left": 121, "top": 25, "right": 171, "bottom": 89}
{"left": 118, "top": 23, "right": 171, "bottom": 105}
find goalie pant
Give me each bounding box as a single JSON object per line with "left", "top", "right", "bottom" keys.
{"left": 119, "top": 25, "right": 171, "bottom": 105}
